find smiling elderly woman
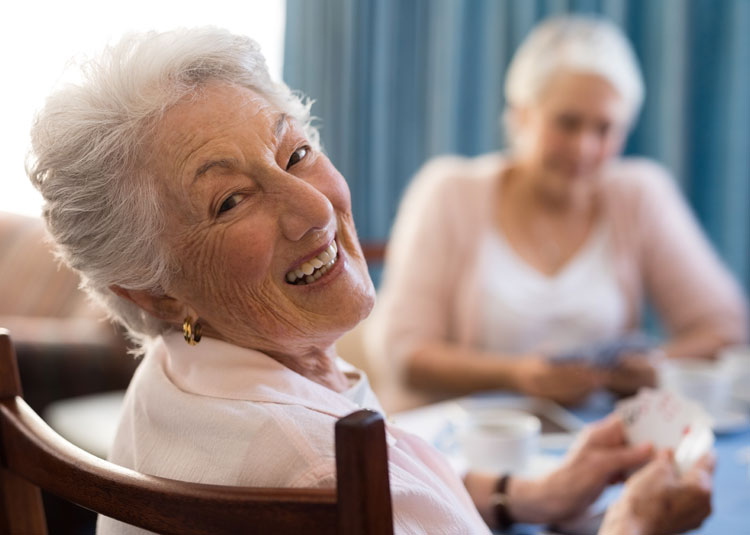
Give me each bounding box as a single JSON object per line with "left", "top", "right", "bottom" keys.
{"left": 27, "top": 27, "right": 712, "bottom": 535}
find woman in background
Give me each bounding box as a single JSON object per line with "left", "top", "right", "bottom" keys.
{"left": 368, "top": 15, "right": 747, "bottom": 410}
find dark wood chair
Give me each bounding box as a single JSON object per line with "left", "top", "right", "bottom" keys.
{"left": 0, "top": 329, "right": 394, "bottom": 535}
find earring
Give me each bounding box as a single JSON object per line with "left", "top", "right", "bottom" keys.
{"left": 183, "top": 316, "right": 202, "bottom": 345}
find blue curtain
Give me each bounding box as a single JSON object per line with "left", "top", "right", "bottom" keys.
{"left": 284, "top": 0, "right": 750, "bottom": 292}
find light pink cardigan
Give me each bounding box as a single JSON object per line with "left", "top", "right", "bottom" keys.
{"left": 367, "top": 153, "right": 747, "bottom": 405}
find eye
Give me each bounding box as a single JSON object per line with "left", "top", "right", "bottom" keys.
{"left": 286, "top": 145, "right": 309, "bottom": 169}
{"left": 218, "top": 193, "right": 244, "bottom": 214}
{"left": 556, "top": 114, "right": 580, "bottom": 132}
{"left": 597, "top": 122, "right": 612, "bottom": 137}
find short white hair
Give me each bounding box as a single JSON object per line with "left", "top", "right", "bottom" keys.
{"left": 504, "top": 15, "right": 644, "bottom": 140}
{"left": 26, "top": 27, "right": 319, "bottom": 349}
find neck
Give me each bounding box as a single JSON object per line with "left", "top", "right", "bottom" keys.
{"left": 508, "top": 163, "right": 598, "bottom": 216}
{"left": 266, "top": 345, "right": 349, "bottom": 393}
{"left": 198, "top": 323, "right": 350, "bottom": 393}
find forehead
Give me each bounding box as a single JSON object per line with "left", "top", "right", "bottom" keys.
{"left": 539, "top": 71, "right": 628, "bottom": 119}
{"left": 159, "top": 83, "right": 276, "bottom": 138}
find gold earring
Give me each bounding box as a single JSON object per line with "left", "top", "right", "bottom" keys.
{"left": 183, "top": 316, "right": 202, "bottom": 345}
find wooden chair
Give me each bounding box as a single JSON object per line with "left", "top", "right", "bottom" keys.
{"left": 0, "top": 329, "right": 394, "bottom": 535}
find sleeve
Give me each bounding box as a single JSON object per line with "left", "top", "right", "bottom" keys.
{"left": 636, "top": 162, "right": 748, "bottom": 344}
{"left": 366, "top": 156, "right": 470, "bottom": 370}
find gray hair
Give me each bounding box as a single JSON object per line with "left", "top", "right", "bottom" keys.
{"left": 503, "top": 15, "right": 645, "bottom": 144}
{"left": 26, "top": 27, "right": 319, "bottom": 349}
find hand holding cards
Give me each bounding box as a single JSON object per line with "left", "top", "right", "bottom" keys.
{"left": 549, "top": 333, "right": 655, "bottom": 369}
{"left": 616, "top": 388, "right": 714, "bottom": 474}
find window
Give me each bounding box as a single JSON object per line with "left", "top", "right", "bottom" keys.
{"left": 0, "top": 0, "right": 286, "bottom": 217}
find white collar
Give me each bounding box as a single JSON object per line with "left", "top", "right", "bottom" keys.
{"left": 156, "top": 332, "right": 377, "bottom": 419}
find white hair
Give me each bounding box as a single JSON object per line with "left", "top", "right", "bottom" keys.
{"left": 503, "top": 15, "right": 645, "bottom": 142}
{"left": 26, "top": 27, "right": 320, "bottom": 350}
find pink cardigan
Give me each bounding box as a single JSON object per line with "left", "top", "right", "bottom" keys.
{"left": 367, "top": 153, "right": 747, "bottom": 405}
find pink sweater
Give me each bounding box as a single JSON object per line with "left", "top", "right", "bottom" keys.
{"left": 367, "top": 153, "right": 747, "bottom": 407}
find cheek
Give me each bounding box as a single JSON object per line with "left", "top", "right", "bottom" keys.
{"left": 221, "top": 228, "right": 275, "bottom": 286}
{"left": 315, "top": 158, "right": 352, "bottom": 214}
{"left": 602, "top": 135, "right": 625, "bottom": 159}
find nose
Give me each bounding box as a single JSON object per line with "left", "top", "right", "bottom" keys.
{"left": 571, "top": 129, "right": 602, "bottom": 162}
{"left": 276, "top": 174, "right": 335, "bottom": 242}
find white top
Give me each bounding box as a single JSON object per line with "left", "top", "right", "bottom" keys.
{"left": 97, "top": 332, "right": 489, "bottom": 535}
{"left": 477, "top": 223, "right": 627, "bottom": 356}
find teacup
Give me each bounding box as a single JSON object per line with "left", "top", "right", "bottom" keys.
{"left": 658, "top": 358, "right": 733, "bottom": 417}
{"left": 457, "top": 408, "right": 541, "bottom": 473}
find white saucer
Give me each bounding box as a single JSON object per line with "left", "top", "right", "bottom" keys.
{"left": 711, "top": 409, "right": 750, "bottom": 434}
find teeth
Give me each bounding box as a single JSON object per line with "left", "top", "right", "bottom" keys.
{"left": 286, "top": 241, "right": 339, "bottom": 285}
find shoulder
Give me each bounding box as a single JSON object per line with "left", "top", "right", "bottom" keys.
{"left": 604, "top": 157, "right": 681, "bottom": 197}
{"left": 407, "top": 152, "right": 506, "bottom": 198}
{"left": 601, "top": 157, "right": 688, "bottom": 215}
{"left": 112, "top": 356, "right": 338, "bottom": 488}
{"left": 396, "top": 152, "right": 505, "bottom": 228}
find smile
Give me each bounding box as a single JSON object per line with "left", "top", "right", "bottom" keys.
{"left": 285, "top": 241, "right": 338, "bottom": 285}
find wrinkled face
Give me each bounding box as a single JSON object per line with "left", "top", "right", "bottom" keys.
{"left": 515, "top": 71, "right": 631, "bottom": 191}
{"left": 149, "top": 83, "right": 375, "bottom": 355}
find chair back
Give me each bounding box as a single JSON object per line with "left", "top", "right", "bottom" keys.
{"left": 0, "top": 329, "right": 393, "bottom": 535}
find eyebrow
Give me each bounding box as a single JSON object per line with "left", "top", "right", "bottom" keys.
{"left": 194, "top": 158, "right": 236, "bottom": 181}
{"left": 191, "top": 113, "right": 289, "bottom": 182}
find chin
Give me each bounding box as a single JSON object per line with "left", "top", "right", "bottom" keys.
{"left": 340, "top": 270, "right": 376, "bottom": 330}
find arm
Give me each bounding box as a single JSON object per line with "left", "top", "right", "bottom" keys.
{"left": 408, "top": 341, "right": 604, "bottom": 406}
{"left": 637, "top": 163, "right": 748, "bottom": 358}
{"left": 464, "top": 415, "right": 654, "bottom": 528}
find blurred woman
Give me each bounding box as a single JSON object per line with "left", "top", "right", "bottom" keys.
{"left": 368, "top": 16, "right": 747, "bottom": 409}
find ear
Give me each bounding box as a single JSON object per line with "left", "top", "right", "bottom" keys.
{"left": 109, "top": 285, "right": 193, "bottom": 325}
{"left": 511, "top": 105, "right": 531, "bottom": 130}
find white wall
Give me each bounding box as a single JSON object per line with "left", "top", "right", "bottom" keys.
{"left": 0, "top": 0, "right": 286, "bottom": 216}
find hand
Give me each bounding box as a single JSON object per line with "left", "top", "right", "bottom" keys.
{"left": 606, "top": 355, "right": 658, "bottom": 397}
{"left": 600, "top": 450, "right": 714, "bottom": 535}
{"left": 512, "top": 356, "right": 604, "bottom": 406}
{"left": 512, "top": 415, "right": 653, "bottom": 524}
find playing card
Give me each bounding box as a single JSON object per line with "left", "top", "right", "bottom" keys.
{"left": 616, "top": 388, "right": 714, "bottom": 473}
{"left": 616, "top": 388, "right": 711, "bottom": 448}
{"left": 550, "top": 333, "right": 654, "bottom": 369}
{"left": 674, "top": 423, "right": 714, "bottom": 475}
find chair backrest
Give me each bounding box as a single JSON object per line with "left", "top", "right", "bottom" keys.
{"left": 0, "top": 329, "right": 394, "bottom": 535}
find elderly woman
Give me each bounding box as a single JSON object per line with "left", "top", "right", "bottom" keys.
{"left": 368, "top": 16, "right": 748, "bottom": 410}
{"left": 28, "top": 27, "right": 711, "bottom": 535}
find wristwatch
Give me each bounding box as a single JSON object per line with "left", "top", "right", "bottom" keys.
{"left": 489, "top": 474, "right": 515, "bottom": 531}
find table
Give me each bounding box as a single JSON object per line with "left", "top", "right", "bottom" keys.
{"left": 391, "top": 391, "right": 750, "bottom": 535}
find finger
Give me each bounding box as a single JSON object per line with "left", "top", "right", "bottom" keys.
{"left": 613, "top": 443, "right": 657, "bottom": 473}
{"left": 656, "top": 448, "right": 674, "bottom": 462}
{"left": 584, "top": 414, "right": 627, "bottom": 446}
{"left": 692, "top": 450, "right": 717, "bottom": 474}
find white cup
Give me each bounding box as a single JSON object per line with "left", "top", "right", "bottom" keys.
{"left": 457, "top": 408, "right": 541, "bottom": 473}
{"left": 658, "top": 358, "right": 732, "bottom": 417}
{"left": 720, "top": 345, "right": 750, "bottom": 403}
